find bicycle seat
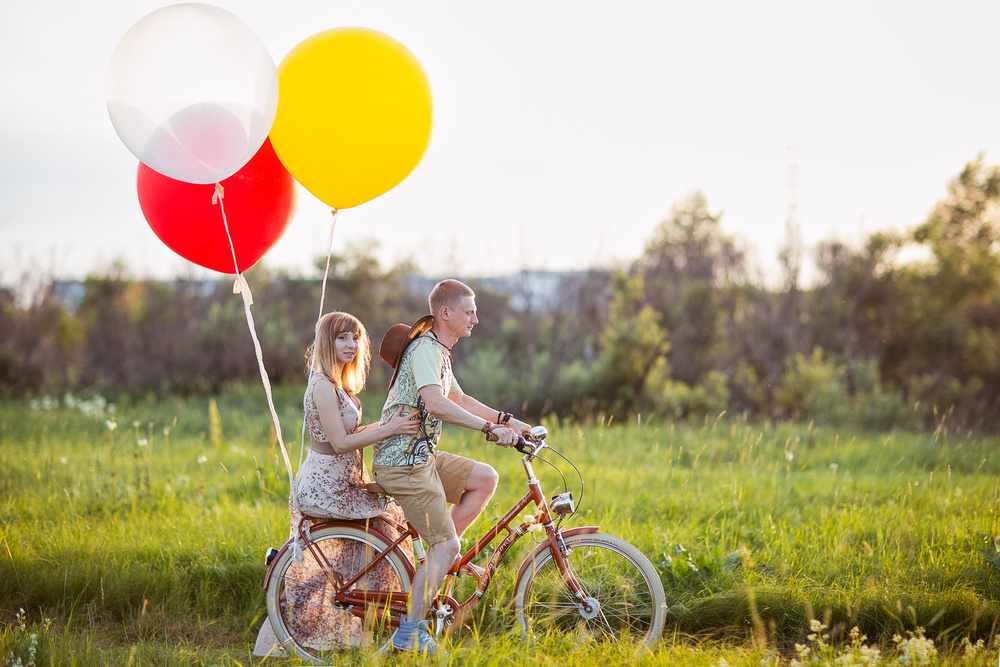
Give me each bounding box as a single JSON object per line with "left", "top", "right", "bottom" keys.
{"left": 366, "top": 481, "right": 388, "bottom": 495}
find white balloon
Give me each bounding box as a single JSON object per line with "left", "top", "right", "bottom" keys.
{"left": 107, "top": 3, "right": 278, "bottom": 184}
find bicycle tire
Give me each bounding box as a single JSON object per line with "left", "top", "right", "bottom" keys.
{"left": 511, "top": 532, "right": 667, "bottom": 651}
{"left": 264, "top": 524, "right": 412, "bottom": 664}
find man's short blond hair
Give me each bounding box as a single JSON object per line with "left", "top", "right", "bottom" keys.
{"left": 429, "top": 279, "right": 475, "bottom": 316}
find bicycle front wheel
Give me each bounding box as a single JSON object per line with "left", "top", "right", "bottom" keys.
{"left": 512, "top": 532, "right": 667, "bottom": 651}
{"left": 264, "top": 523, "right": 412, "bottom": 664}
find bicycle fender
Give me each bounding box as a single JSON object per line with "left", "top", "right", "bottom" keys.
{"left": 511, "top": 525, "right": 601, "bottom": 590}
{"left": 261, "top": 519, "right": 415, "bottom": 590}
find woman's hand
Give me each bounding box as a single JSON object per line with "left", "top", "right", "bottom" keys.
{"left": 385, "top": 406, "right": 421, "bottom": 436}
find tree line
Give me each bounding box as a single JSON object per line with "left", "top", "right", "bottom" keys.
{"left": 3, "top": 157, "right": 999, "bottom": 432}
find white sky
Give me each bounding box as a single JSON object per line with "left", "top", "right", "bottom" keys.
{"left": 2, "top": 1, "right": 999, "bottom": 287}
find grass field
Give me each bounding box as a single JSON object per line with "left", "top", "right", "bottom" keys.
{"left": 1, "top": 387, "right": 998, "bottom": 665}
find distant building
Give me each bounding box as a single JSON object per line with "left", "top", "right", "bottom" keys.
{"left": 48, "top": 271, "right": 601, "bottom": 316}
{"left": 51, "top": 281, "right": 86, "bottom": 313}
{"left": 50, "top": 279, "right": 217, "bottom": 314}
{"left": 403, "top": 270, "right": 595, "bottom": 312}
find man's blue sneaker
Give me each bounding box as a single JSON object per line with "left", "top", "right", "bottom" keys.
{"left": 391, "top": 618, "right": 437, "bottom": 654}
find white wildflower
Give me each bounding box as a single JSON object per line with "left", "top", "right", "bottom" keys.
{"left": 137, "top": 439, "right": 148, "bottom": 447}
{"left": 105, "top": 420, "right": 117, "bottom": 432}
{"left": 893, "top": 627, "right": 937, "bottom": 666}
{"left": 960, "top": 637, "right": 984, "bottom": 659}
{"left": 197, "top": 455, "right": 208, "bottom": 464}
{"left": 33, "top": 395, "right": 58, "bottom": 411}
{"left": 785, "top": 451, "right": 794, "bottom": 462}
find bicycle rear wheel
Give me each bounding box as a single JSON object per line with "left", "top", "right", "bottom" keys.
{"left": 512, "top": 532, "right": 666, "bottom": 651}
{"left": 264, "top": 524, "right": 412, "bottom": 664}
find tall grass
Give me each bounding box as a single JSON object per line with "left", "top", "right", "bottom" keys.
{"left": 1, "top": 392, "right": 998, "bottom": 665}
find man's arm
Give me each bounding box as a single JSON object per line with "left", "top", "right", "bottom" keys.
{"left": 447, "top": 387, "right": 531, "bottom": 435}
{"left": 418, "top": 384, "right": 526, "bottom": 446}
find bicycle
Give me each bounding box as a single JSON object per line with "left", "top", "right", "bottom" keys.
{"left": 262, "top": 425, "right": 667, "bottom": 662}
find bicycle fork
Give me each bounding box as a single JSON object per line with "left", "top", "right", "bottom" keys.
{"left": 519, "top": 457, "right": 598, "bottom": 616}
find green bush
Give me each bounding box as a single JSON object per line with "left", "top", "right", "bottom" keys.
{"left": 774, "top": 349, "right": 915, "bottom": 430}
{"left": 646, "top": 367, "right": 729, "bottom": 420}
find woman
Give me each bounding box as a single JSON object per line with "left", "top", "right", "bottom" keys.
{"left": 254, "top": 312, "right": 419, "bottom": 656}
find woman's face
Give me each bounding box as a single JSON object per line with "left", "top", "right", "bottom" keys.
{"left": 334, "top": 329, "right": 361, "bottom": 367}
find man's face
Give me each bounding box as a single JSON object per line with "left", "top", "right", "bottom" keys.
{"left": 444, "top": 296, "right": 479, "bottom": 339}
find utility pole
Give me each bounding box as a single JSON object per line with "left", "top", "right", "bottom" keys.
{"left": 780, "top": 148, "right": 802, "bottom": 293}
{"left": 778, "top": 148, "right": 804, "bottom": 356}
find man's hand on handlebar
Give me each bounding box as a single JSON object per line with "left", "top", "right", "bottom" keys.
{"left": 506, "top": 417, "right": 531, "bottom": 437}
{"left": 488, "top": 416, "right": 534, "bottom": 447}
{"left": 490, "top": 425, "right": 521, "bottom": 447}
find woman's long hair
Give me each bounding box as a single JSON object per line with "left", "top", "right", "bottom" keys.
{"left": 306, "top": 312, "right": 371, "bottom": 394}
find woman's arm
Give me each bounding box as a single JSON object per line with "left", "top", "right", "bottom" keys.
{"left": 313, "top": 378, "right": 419, "bottom": 455}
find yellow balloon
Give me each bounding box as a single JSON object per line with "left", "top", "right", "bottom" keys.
{"left": 270, "top": 28, "right": 433, "bottom": 209}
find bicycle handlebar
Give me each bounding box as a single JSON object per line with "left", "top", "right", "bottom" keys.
{"left": 486, "top": 431, "right": 531, "bottom": 453}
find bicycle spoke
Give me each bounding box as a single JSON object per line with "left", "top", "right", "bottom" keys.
{"left": 265, "top": 526, "right": 412, "bottom": 664}
{"left": 513, "top": 534, "right": 666, "bottom": 651}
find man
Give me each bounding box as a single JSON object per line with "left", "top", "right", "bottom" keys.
{"left": 373, "top": 279, "right": 531, "bottom": 654}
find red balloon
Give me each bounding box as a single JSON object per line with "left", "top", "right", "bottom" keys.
{"left": 137, "top": 137, "right": 298, "bottom": 273}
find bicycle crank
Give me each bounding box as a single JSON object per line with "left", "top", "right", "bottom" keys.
{"left": 432, "top": 601, "right": 456, "bottom": 636}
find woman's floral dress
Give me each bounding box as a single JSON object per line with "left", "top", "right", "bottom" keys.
{"left": 254, "top": 374, "right": 412, "bottom": 656}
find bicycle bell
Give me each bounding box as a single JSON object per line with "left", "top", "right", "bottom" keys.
{"left": 529, "top": 425, "right": 548, "bottom": 441}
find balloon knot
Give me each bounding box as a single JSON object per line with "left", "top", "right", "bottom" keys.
{"left": 233, "top": 274, "right": 254, "bottom": 305}
{"left": 212, "top": 182, "right": 225, "bottom": 205}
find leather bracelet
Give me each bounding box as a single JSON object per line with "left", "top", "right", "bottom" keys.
{"left": 481, "top": 421, "right": 494, "bottom": 434}
{"left": 498, "top": 411, "right": 512, "bottom": 425}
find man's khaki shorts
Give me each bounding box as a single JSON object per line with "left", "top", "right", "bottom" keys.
{"left": 372, "top": 451, "right": 476, "bottom": 546}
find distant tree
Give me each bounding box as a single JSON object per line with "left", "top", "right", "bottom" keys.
{"left": 563, "top": 272, "right": 669, "bottom": 418}
{"left": 76, "top": 265, "right": 141, "bottom": 391}
{"left": 634, "top": 192, "right": 745, "bottom": 387}
{"left": 457, "top": 270, "right": 613, "bottom": 418}
{"left": 889, "top": 156, "right": 1000, "bottom": 426}
{"left": 810, "top": 232, "right": 904, "bottom": 396}
{"left": 0, "top": 284, "right": 78, "bottom": 396}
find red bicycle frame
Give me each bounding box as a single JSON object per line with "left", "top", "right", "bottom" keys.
{"left": 262, "top": 440, "right": 600, "bottom": 628}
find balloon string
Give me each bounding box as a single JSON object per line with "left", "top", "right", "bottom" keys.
{"left": 299, "top": 208, "right": 340, "bottom": 471}
{"left": 317, "top": 209, "right": 340, "bottom": 345}
{"left": 213, "top": 183, "right": 300, "bottom": 523}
